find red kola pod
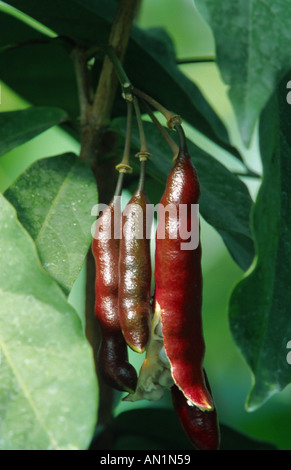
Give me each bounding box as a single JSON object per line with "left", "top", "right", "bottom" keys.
{"left": 154, "top": 125, "right": 213, "bottom": 411}
{"left": 119, "top": 160, "right": 152, "bottom": 353}
{"left": 171, "top": 370, "right": 220, "bottom": 450}
{"left": 92, "top": 175, "right": 137, "bottom": 393}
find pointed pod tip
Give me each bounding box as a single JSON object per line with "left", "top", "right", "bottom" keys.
{"left": 123, "top": 385, "right": 136, "bottom": 395}
{"left": 130, "top": 344, "right": 146, "bottom": 354}
{"left": 183, "top": 386, "right": 214, "bottom": 412}
{"left": 122, "top": 334, "right": 147, "bottom": 355}
{"left": 187, "top": 397, "right": 214, "bottom": 412}
{"left": 171, "top": 385, "right": 220, "bottom": 451}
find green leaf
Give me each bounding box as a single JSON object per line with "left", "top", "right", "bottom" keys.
{"left": 124, "top": 27, "right": 241, "bottom": 160}
{"left": 1, "top": 1, "right": 240, "bottom": 159}
{"left": 4, "top": 153, "right": 98, "bottom": 295}
{"left": 92, "top": 408, "right": 276, "bottom": 450}
{"left": 0, "top": 42, "right": 79, "bottom": 119}
{"left": 2, "top": 0, "right": 117, "bottom": 47}
{"left": 0, "top": 6, "right": 46, "bottom": 46}
{"left": 112, "top": 118, "right": 254, "bottom": 271}
{"left": 195, "top": 0, "right": 291, "bottom": 146}
{"left": 0, "top": 9, "right": 78, "bottom": 117}
{"left": 0, "top": 107, "right": 68, "bottom": 157}
{"left": 229, "top": 74, "right": 291, "bottom": 410}
{"left": 0, "top": 193, "right": 98, "bottom": 450}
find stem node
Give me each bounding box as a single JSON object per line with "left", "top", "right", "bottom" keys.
{"left": 135, "top": 151, "right": 152, "bottom": 161}
{"left": 115, "top": 163, "right": 133, "bottom": 174}
{"left": 167, "top": 115, "right": 182, "bottom": 130}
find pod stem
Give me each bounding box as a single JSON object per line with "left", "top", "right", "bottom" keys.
{"left": 114, "top": 171, "right": 125, "bottom": 197}
{"left": 133, "top": 96, "right": 148, "bottom": 153}
{"left": 142, "top": 100, "right": 179, "bottom": 160}
{"left": 132, "top": 88, "right": 182, "bottom": 130}
{"left": 133, "top": 96, "right": 150, "bottom": 193}
{"left": 133, "top": 96, "right": 152, "bottom": 168}
{"left": 116, "top": 101, "right": 133, "bottom": 174}
{"left": 106, "top": 46, "right": 133, "bottom": 101}
{"left": 137, "top": 159, "right": 146, "bottom": 192}
{"left": 175, "top": 123, "right": 188, "bottom": 154}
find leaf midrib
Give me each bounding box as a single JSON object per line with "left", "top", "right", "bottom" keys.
{"left": 34, "top": 163, "right": 76, "bottom": 244}
{"left": 250, "top": 140, "right": 283, "bottom": 379}
{"left": 0, "top": 333, "right": 60, "bottom": 450}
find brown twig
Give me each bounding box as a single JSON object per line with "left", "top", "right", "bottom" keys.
{"left": 91, "top": 0, "right": 139, "bottom": 130}
{"left": 71, "top": 46, "right": 93, "bottom": 123}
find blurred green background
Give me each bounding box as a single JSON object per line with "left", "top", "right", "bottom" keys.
{"left": 0, "top": 0, "right": 290, "bottom": 450}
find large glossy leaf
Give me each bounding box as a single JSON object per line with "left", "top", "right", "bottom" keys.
{"left": 0, "top": 43, "right": 79, "bottom": 119}
{"left": 0, "top": 107, "right": 68, "bottom": 157}
{"left": 124, "top": 27, "right": 241, "bottom": 160}
{"left": 2, "top": 1, "right": 241, "bottom": 159}
{"left": 0, "top": 193, "right": 98, "bottom": 450}
{"left": 112, "top": 118, "right": 254, "bottom": 271}
{"left": 0, "top": 8, "right": 78, "bottom": 117}
{"left": 229, "top": 75, "right": 291, "bottom": 410}
{"left": 195, "top": 0, "right": 291, "bottom": 146}
{"left": 4, "top": 153, "right": 97, "bottom": 296}
{"left": 3, "top": 0, "right": 117, "bottom": 46}
{"left": 0, "top": 6, "right": 46, "bottom": 46}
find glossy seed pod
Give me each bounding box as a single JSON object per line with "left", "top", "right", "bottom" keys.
{"left": 171, "top": 371, "right": 220, "bottom": 450}
{"left": 92, "top": 194, "right": 137, "bottom": 393}
{"left": 119, "top": 161, "right": 152, "bottom": 353}
{"left": 99, "top": 331, "right": 138, "bottom": 393}
{"left": 154, "top": 126, "right": 213, "bottom": 411}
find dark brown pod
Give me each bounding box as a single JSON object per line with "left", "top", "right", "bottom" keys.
{"left": 171, "top": 371, "right": 220, "bottom": 450}
{"left": 99, "top": 331, "right": 138, "bottom": 393}
{"left": 119, "top": 161, "right": 152, "bottom": 353}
